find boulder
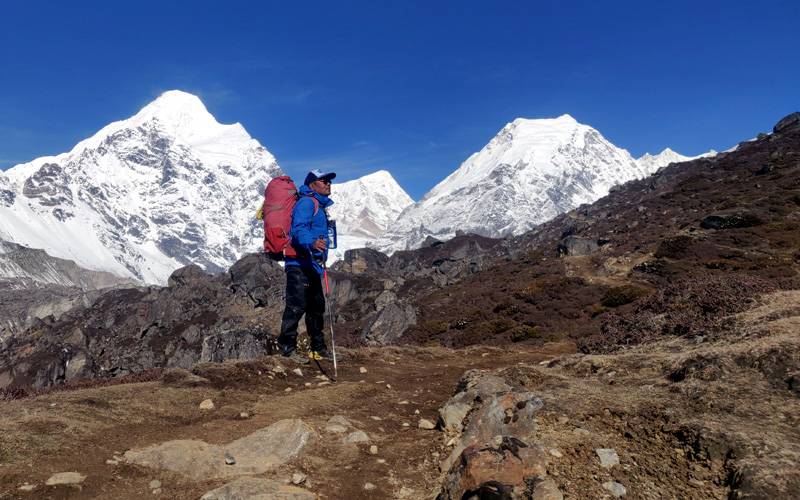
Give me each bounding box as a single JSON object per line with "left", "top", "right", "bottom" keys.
{"left": 439, "top": 436, "right": 548, "bottom": 500}
{"left": 557, "top": 236, "right": 597, "bottom": 257}
{"left": 774, "top": 112, "right": 800, "bottom": 134}
{"left": 441, "top": 391, "right": 544, "bottom": 472}
{"left": 168, "top": 264, "right": 208, "bottom": 287}
{"left": 362, "top": 300, "right": 417, "bottom": 345}
{"left": 124, "top": 418, "right": 314, "bottom": 480}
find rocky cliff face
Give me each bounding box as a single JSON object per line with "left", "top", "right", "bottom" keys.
{"left": 0, "top": 239, "right": 137, "bottom": 337}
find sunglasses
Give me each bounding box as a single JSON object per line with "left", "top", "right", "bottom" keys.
{"left": 316, "top": 179, "right": 332, "bottom": 185}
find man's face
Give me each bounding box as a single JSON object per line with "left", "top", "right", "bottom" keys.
{"left": 310, "top": 178, "right": 332, "bottom": 196}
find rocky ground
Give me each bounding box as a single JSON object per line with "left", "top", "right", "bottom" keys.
{"left": 2, "top": 291, "right": 798, "bottom": 500}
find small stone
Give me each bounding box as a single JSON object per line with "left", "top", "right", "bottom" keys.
{"left": 418, "top": 419, "right": 436, "bottom": 430}
{"left": 239, "top": 412, "right": 250, "bottom": 419}
{"left": 689, "top": 478, "right": 705, "bottom": 487}
{"left": 595, "top": 448, "right": 620, "bottom": 468}
{"left": 386, "top": 384, "right": 392, "bottom": 389}
{"left": 45, "top": 472, "right": 86, "bottom": 486}
{"left": 326, "top": 424, "right": 347, "bottom": 433}
{"left": 369, "top": 445, "right": 378, "bottom": 455}
{"left": 414, "top": 409, "right": 420, "bottom": 414}
{"left": 225, "top": 452, "right": 236, "bottom": 465}
{"left": 153, "top": 488, "right": 162, "bottom": 494}
{"left": 549, "top": 448, "right": 563, "bottom": 458}
{"left": 292, "top": 473, "right": 307, "bottom": 485}
{"left": 343, "top": 431, "right": 370, "bottom": 443}
{"left": 398, "top": 400, "right": 409, "bottom": 405}
{"left": 364, "top": 483, "right": 376, "bottom": 490}
{"left": 360, "top": 367, "right": 368, "bottom": 373}
{"left": 602, "top": 481, "right": 626, "bottom": 497}
{"left": 318, "top": 381, "right": 331, "bottom": 386}
{"left": 284, "top": 387, "right": 292, "bottom": 392}
{"left": 19, "top": 484, "right": 35, "bottom": 491}
{"left": 149, "top": 480, "right": 162, "bottom": 489}
{"left": 557, "top": 416, "right": 569, "bottom": 424}
{"left": 316, "top": 375, "right": 330, "bottom": 381}
{"left": 532, "top": 478, "right": 563, "bottom": 499}
{"left": 377, "top": 459, "right": 386, "bottom": 464}
{"left": 304, "top": 382, "right": 312, "bottom": 387}
{"left": 293, "top": 368, "right": 303, "bottom": 376}
{"left": 272, "top": 365, "right": 285, "bottom": 373}
{"left": 370, "top": 416, "right": 382, "bottom": 421}
{"left": 572, "top": 428, "right": 590, "bottom": 435}
{"left": 199, "top": 399, "right": 214, "bottom": 410}
{"left": 446, "top": 437, "right": 458, "bottom": 447}
{"left": 402, "top": 423, "right": 410, "bottom": 427}
{"left": 106, "top": 459, "right": 119, "bottom": 465}
{"left": 328, "top": 416, "right": 351, "bottom": 426}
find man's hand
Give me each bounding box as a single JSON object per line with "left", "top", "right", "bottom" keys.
{"left": 312, "top": 237, "right": 327, "bottom": 252}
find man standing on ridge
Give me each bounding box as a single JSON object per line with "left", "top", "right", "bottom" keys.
{"left": 278, "top": 169, "right": 341, "bottom": 364}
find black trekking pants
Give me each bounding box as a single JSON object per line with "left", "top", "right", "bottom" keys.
{"left": 278, "top": 265, "right": 327, "bottom": 355}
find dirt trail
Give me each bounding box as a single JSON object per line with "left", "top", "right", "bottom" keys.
{"left": 2, "top": 335, "right": 797, "bottom": 499}
{"left": 0, "top": 344, "right": 565, "bottom": 499}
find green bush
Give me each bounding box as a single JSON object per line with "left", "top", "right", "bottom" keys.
{"left": 601, "top": 285, "right": 650, "bottom": 308}
{"left": 509, "top": 325, "right": 540, "bottom": 342}
{"left": 419, "top": 321, "right": 449, "bottom": 335}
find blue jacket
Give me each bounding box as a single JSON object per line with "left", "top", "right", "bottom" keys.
{"left": 285, "top": 185, "right": 333, "bottom": 274}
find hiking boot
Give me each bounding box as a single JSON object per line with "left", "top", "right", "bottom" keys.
{"left": 284, "top": 351, "right": 310, "bottom": 364}
{"left": 311, "top": 350, "right": 341, "bottom": 362}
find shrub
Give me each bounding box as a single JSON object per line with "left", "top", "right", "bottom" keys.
{"left": 541, "top": 331, "right": 567, "bottom": 343}
{"left": 419, "top": 321, "right": 449, "bottom": 335}
{"left": 509, "top": 325, "right": 540, "bottom": 342}
{"left": 654, "top": 236, "right": 695, "bottom": 259}
{"left": 600, "top": 285, "right": 650, "bottom": 307}
{"left": 489, "top": 318, "right": 517, "bottom": 334}
{"left": 579, "top": 274, "right": 778, "bottom": 353}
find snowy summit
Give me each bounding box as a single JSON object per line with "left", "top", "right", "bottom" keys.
{"left": 0, "top": 91, "right": 282, "bottom": 284}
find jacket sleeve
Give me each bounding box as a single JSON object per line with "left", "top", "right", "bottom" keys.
{"left": 291, "top": 197, "right": 322, "bottom": 253}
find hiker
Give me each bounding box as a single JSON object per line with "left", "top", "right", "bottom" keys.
{"left": 277, "top": 169, "right": 340, "bottom": 364}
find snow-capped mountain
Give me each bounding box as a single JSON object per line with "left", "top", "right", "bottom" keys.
{"left": 376, "top": 115, "right": 665, "bottom": 252}
{"left": 326, "top": 170, "right": 414, "bottom": 262}
{"left": 0, "top": 91, "right": 282, "bottom": 284}
{"left": 635, "top": 148, "right": 715, "bottom": 172}
{"left": 328, "top": 170, "right": 414, "bottom": 238}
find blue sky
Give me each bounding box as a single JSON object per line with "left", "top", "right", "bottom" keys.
{"left": 1, "top": 1, "right": 798, "bottom": 201}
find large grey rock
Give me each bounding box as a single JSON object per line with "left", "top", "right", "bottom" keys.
{"left": 438, "top": 370, "right": 514, "bottom": 432}
{"left": 362, "top": 300, "right": 416, "bottom": 345}
{"left": 124, "top": 419, "right": 314, "bottom": 480}
{"left": 558, "top": 236, "right": 597, "bottom": 257}
{"left": 774, "top": 112, "right": 800, "bottom": 134}
{"left": 200, "top": 477, "right": 317, "bottom": 500}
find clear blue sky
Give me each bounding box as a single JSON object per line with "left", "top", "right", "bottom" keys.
{"left": 1, "top": 1, "right": 798, "bottom": 201}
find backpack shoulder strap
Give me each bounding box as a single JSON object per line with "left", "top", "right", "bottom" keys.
{"left": 298, "top": 194, "right": 319, "bottom": 216}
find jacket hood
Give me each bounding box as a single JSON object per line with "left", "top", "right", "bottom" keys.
{"left": 298, "top": 185, "right": 334, "bottom": 208}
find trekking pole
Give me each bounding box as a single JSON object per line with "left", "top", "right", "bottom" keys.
{"left": 319, "top": 236, "right": 338, "bottom": 378}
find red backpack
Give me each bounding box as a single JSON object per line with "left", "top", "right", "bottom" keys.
{"left": 256, "top": 176, "right": 318, "bottom": 261}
